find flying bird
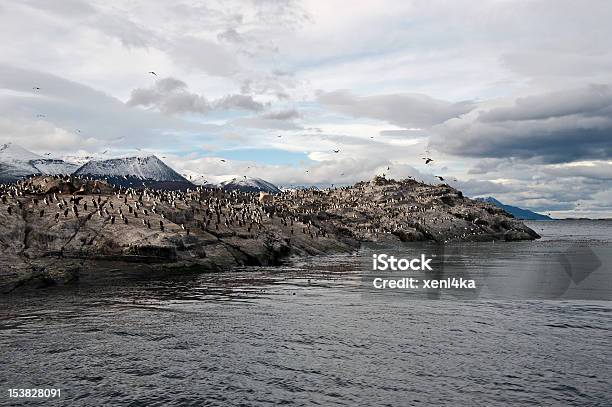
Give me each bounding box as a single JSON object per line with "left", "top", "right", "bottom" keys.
{"left": 148, "top": 71, "right": 157, "bottom": 76}
{"left": 220, "top": 159, "right": 226, "bottom": 162}
{"left": 32, "top": 87, "right": 40, "bottom": 91}
{"left": 333, "top": 149, "right": 340, "bottom": 153}
{"left": 436, "top": 176, "right": 445, "bottom": 181}
{"left": 423, "top": 157, "right": 434, "bottom": 164}
{"left": 102, "top": 150, "right": 108, "bottom": 155}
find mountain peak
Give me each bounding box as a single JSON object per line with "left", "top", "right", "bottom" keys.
{"left": 479, "top": 196, "right": 503, "bottom": 206}
{"left": 220, "top": 176, "right": 280, "bottom": 193}
{"left": 476, "top": 196, "right": 552, "bottom": 220}
{"left": 73, "top": 155, "right": 192, "bottom": 190}
{"left": 75, "top": 155, "right": 184, "bottom": 180}
{"left": 0, "top": 142, "right": 42, "bottom": 162}
{"left": 0, "top": 143, "right": 77, "bottom": 183}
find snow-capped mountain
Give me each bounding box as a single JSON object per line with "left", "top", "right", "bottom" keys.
{"left": 179, "top": 170, "right": 217, "bottom": 187}
{"left": 30, "top": 159, "right": 79, "bottom": 175}
{"left": 73, "top": 155, "right": 193, "bottom": 190}
{"left": 0, "top": 143, "right": 78, "bottom": 183}
{"left": 61, "top": 154, "right": 97, "bottom": 166}
{"left": 0, "top": 143, "right": 274, "bottom": 192}
{"left": 220, "top": 176, "right": 281, "bottom": 193}
{"left": 0, "top": 142, "right": 41, "bottom": 161}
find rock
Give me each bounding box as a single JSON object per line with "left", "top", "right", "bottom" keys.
{"left": 504, "top": 229, "right": 540, "bottom": 241}
{"left": 0, "top": 175, "right": 540, "bottom": 292}
{"left": 20, "top": 175, "right": 115, "bottom": 195}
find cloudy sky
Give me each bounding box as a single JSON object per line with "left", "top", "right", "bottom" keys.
{"left": 1, "top": 0, "right": 611, "bottom": 217}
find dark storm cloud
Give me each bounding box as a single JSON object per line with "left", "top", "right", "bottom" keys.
{"left": 542, "top": 162, "right": 612, "bottom": 181}
{"left": 431, "top": 84, "right": 612, "bottom": 163}
{"left": 317, "top": 90, "right": 476, "bottom": 128}
{"left": 478, "top": 85, "right": 612, "bottom": 122}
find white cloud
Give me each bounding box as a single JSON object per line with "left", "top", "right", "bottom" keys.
{"left": 0, "top": 65, "right": 222, "bottom": 154}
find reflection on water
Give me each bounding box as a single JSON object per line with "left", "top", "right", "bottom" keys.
{"left": 1, "top": 220, "right": 611, "bottom": 406}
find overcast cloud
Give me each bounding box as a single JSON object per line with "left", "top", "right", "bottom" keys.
{"left": 127, "top": 77, "right": 266, "bottom": 114}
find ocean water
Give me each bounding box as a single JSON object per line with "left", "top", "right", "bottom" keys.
{"left": 1, "top": 220, "right": 611, "bottom": 406}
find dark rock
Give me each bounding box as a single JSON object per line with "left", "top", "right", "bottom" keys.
{"left": 0, "top": 175, "right": 540, "bottom": 291}
{"left": 504, "top": 230, "right": 536, "bottom": 241}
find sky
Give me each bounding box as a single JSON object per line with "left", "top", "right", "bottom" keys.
{"left": 0, "top": 0, "right": 611, "bottom": 218}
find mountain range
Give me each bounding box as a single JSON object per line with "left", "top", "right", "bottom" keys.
{"left": 0, "top": 143, "right": 281, "bottom": 193}
{"left": 220, "top": 177, "right": 281, "bottom": 193}
{"left": 73, "top": 155, "right": 192, "bottom": 190}
{"left": 0, "top": 144, "right": 560, "bottom": 210}
{"left": 0, "top": 143, "right": 78, "bottom": 183}
{"left": 475, "top": 197, "right": 553, "bottom": 220}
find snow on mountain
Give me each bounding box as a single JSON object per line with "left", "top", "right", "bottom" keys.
{"left": 0, "top": 143, "right": 42, "bottom": 161}
{"left": 74, "top": 155, "right": 193, "bottom": 190}
{"left": 61, "top": 155, "right": 96, "bottom": 166}
{"left": 75, "top": 156, "right": 185, "bottom": 180}
{"left": 179, "top": 170, "right": 219, "bottom": 188}
{"left": 31, "top": 159, "right": 79, "bottom": 175}
{"left": 0, "top": 144, "right": 274, "bottom": 193}
{"left": 219, "top": 176, "right": 281, "bottom": 193}
{"left": 0, "top": 143, "right": 76, "bottom": 183}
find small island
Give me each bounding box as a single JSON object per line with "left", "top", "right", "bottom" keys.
{"left": 0, "top": 175, "right": 539, "bottom": 292}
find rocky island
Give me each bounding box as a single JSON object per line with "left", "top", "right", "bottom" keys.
{"left": 0, "top": 175, "right": 539, "bottom": 292}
